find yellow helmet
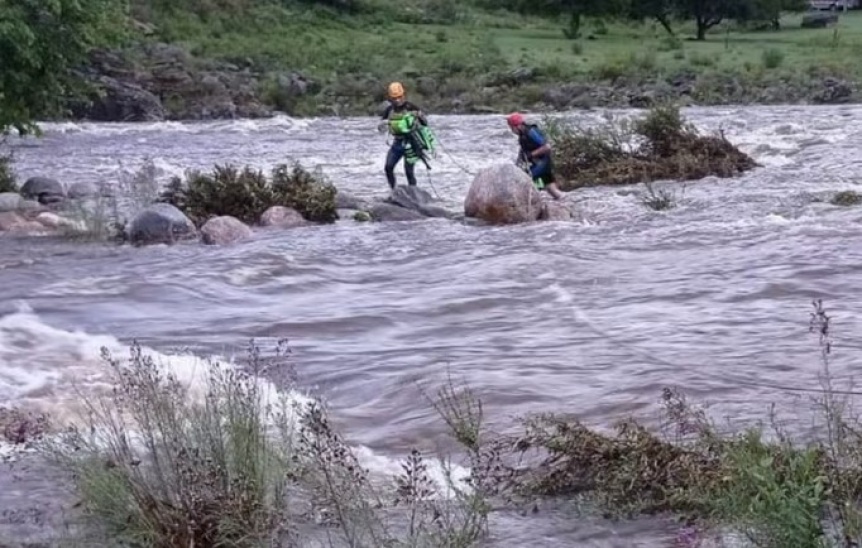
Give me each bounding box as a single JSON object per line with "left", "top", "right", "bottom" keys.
{"left": 388, "top": 81, "right": 405, "bottom": 100}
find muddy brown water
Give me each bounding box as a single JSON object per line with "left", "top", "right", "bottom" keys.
{"left": 2, "top": 106, "right": 862, "bottom": 546}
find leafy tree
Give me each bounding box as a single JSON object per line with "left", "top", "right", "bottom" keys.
{"left": 673, "top": 0, "right": 748, "bottom": 40}
{"left": 628, "top": 0, "right": 677, "bottom": 36}
{"left": 0, "top": 0, "right": 128, "bottom": 136}
{"left": 736, "top": 0, "right": 809, "bottom": 30}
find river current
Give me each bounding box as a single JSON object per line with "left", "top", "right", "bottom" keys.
{"left": 2, "top": 105, "right": 862, "bottom": 546}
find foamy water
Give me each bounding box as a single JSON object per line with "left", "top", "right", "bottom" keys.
{"left": 3, "top": 105, "right": 862, "bottom": 545}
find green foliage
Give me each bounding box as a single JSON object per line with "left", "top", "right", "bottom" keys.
{"left": 159, "top": 162, "right": 338, "bottom": 226}
{"left": 547, "top": 104, "right": 759, "bottom": 189}
{"left": 709, "top": 431, "right": 828, "bottom": 548}
{"left": 0, "top": 0, "right": 128, "bottom": 135}
{"left": 831, "top": 190, "right": 862, "bottom": 206}
{"left": 0, "top": 153, "right": 17, "bottom": 193}
{"left": 761, "top": 47, "right": 784, "bottom": 68}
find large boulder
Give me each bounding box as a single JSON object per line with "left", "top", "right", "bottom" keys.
{"left": 127, "top": 203, "right": 197, "bottom": 246}
{"left": 19, "top": 177, "right": 66, "bottom": 205}
{"left": 79, "top": 77, "right": 166, "bottom": 122}
{"left": 464, "top": 163, "right": 543, "bottom": 224}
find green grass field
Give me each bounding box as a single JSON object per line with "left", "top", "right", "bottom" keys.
{"left": 130, "top": 3, "right": 862, "bottom": 113}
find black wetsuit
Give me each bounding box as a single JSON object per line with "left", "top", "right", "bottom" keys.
{"left": 381, "top": 101, "right": 427, "bottom": 189}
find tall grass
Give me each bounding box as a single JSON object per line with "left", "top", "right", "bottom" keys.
{"left": 43, "top": 340, "right": 491, "bottom": 547}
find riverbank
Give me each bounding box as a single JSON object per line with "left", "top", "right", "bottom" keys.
{"left": 64, "top": 7, "right": 862, "bottom": 122}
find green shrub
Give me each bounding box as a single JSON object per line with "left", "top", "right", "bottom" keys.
{"left": 762, "top": 48, "right": 785, "bottom": 69}
{"left": 0, "top": 153, "right": 17, "bottom": 193}
{"left": 159, "top": 161, "right": 338, "bottom": 225}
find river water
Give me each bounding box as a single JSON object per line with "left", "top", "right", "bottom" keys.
{"left": 2, "top": 105, "right": 862, "bottom": 546}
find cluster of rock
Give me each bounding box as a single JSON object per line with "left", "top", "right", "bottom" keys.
{"left": 0, "top": 177, "right": 98, "bottom": 236}
{"left": 68, "top": 44, "right": 317, "bottom": 122}
{"left": 1, "top": 165, "right": 575, "bottom": 243}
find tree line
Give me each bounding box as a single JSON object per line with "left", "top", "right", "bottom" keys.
{"left": 476, "top": 0, "right": 811, "bottom": 40}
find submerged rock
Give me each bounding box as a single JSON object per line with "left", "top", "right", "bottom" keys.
{"left": 128, "top": 203, "right": 197, "bottom": 246}
{"left": 368, "top": 202, "right": 426, "bottom": 222}
{"left": 464, "top": 163, "right": 543, "bottom": 224}
{"left": 260, "top": 206, "right": 306, "bottom": 228}
{"left": 539, "top": 201, "right": 574, "bottom": 221}
{"left": 200, "top": 216, "right": 253, "bottom": 245}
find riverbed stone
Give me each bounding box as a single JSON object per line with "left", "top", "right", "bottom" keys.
{"left": 540, "top": 201, "right": 574, "bottom": 221}
{"left": 0, "top": 212, "right": 48, "bottom": 234}
{"left": 127, "top": 203, "right": 197, "bottom": 246}
{"left": 260, "top": 206, "right": 306, "bottom": 228}
{"left": 464, "top": 162, "right": 543, "bottom": 224}
{"left": 200, "top": 215, "right": 253, "bottom": 245}
{"left": 67, "top": 181, "right": 100, "bottom": 199}
{"left": 19, "top": 177, "right": 66, "bottom": 205}
{"left": 0, "top": 193, "right": 22, "bottom": 212}
{"left": 386, "top": 186, "right": 454, "bottom": 219}
{"left": 335, "top": 190, "right": 366, "bottom": 210}
{"left": 368, "top": 202, "right": 426, "bottom": 222}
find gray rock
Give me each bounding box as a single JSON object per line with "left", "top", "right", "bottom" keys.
{"left": 200, "top": 216, "right": 252, "bottom": 245}
{"left": 385, "top": 186, "right": 455, "bottom": 219}
{"left": 19, "top": 177, "right": 66, "bottom": 205}
{"left": 128, "top": 203, "right": 197, "bottom": 246}
{"left": 368, "top": 203, "right": 426, "bottom": 222}
{"left": 0, "top": 193, "right": 22, "bottom": 212}
{"left": 539, "top": 201, "right": 574, "bottom": 221}
{"left": 68, "top": 181, "right": 99, "bottom": 199}
{"left": 75, "top": 76, "right": 166, "bottom": 122}
{"left": 260, "top": 206, "right": 306, "bottom": 228}
{"left": 335, "top": 190, "right": 366, "bottom": 210}
{"left": 464, "top": 163, "right": 543, "bottom": 224}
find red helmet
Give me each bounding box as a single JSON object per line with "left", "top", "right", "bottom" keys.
{"left": 506, "top": 112, "right": 525, "bottom": 127}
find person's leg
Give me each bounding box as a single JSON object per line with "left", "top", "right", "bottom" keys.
{"left": 404, "top": 157, "right": 417, "bottom": 186}
{"left": 385, "top": 141, "right": 405, "bottom": 189}
{"left": 531, "top": 157, "right": 563, "bottom": 200}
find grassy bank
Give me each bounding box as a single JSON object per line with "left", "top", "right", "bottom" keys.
{"left": 108, "top": 1, "right": 862, "bottom": 118}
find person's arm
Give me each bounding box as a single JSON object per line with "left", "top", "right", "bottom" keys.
{"left": 377, "top": 104, "right": 392, "bottom": 132}
{"left": 527, "top": 127, "right": 551, "bottom": 158}
{"left": 407, "top": 102, "right": 428, "bottom": 125}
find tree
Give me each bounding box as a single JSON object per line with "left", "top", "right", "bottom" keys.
{"left": 736, "top": 0, "right": 809, "bottom": 30}
{"left": 673, "top": 0, "right": 748, "bottom": 40}
{"left": 536, "top": 0, "right": 628, "bottom": 39}
{"left": 628, "top": 0, "right": 677, "bottom": 36}
{"left": 0, "top": 0, "right": 128, "bottom": 136}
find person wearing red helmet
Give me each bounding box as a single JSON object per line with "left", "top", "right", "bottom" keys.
{"left": 506, "top": 112, "right": 563, "bottom": 200}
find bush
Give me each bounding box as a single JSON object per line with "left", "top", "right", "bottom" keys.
{"left": 762, "top": 48, "right": 785, "bottom": 69}
{"left": 159, "top": 161, "right": 338, "bottom": 225}
{"left": 434, "top": 300, "right": 862, "bottom": 546}
{"left": 0, "top": 153, "right": 17, "bottom": 193}
{"left": 548, "top": 104, "right": 759, "bottom": 190}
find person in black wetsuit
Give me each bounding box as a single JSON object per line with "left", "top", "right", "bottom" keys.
{"left": 507, "top": 112, "right": 564, "bottom": 201}
{"left": 378, "top": 81, "right": 429, "bottom": 189}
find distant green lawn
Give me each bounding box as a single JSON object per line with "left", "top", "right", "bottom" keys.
{"left": 486, "top": 12, "right": 862, "bottom": 77}
{"left": 144, "top": 4, "right": 862, "bottom": 83}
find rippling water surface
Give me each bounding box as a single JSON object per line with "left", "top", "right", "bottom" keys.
{"left": 3, "top": 105, "right": 862, "bottom": 546}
